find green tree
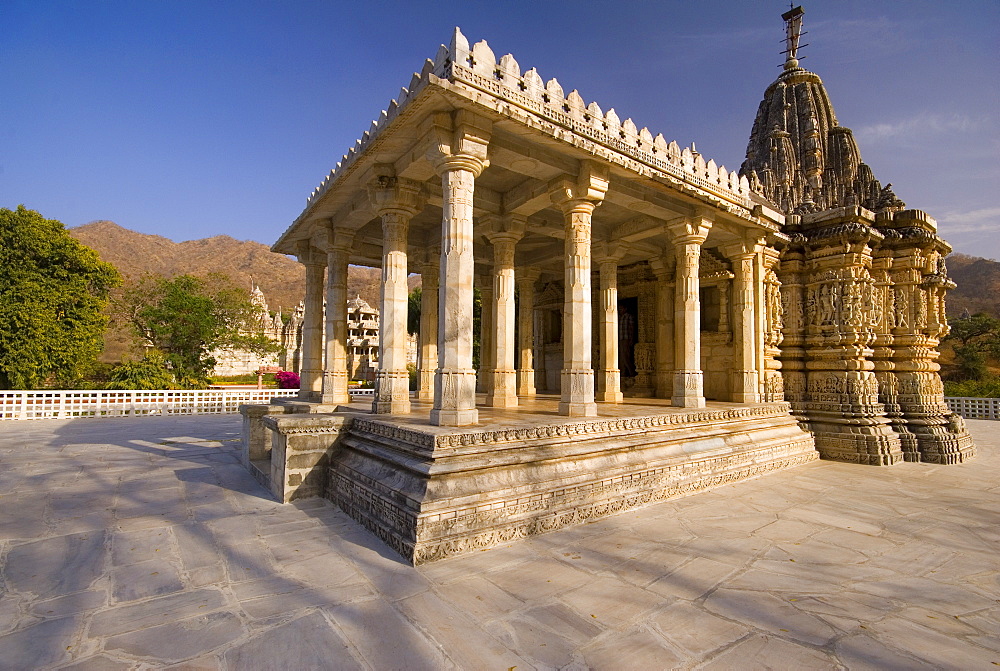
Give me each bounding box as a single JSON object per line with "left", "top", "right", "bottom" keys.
{"left": 0, "top": 206, "right": 121, "bottom": 388}
{"left": 408, "top": 286, "right": 422, "bottom": 335}
{"left": 119, "top": 273, "right": 278, "bottom": 388}
{"left": 105, "top": 351, "right": 176, "bottom": 389}
{"left": 945, "top": 312, "right": 1000, "bottom": 380}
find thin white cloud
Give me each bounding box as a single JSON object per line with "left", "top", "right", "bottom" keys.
{"left": 937, "top": 206, "right": 1000, "bottom": 234}
{"left": 856, "top": 112, "right": 984, "bottom": 143}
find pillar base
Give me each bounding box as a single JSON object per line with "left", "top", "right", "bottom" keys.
{"left": 671, "top": 395, "right": 706, "bottom": 409}
{"left": 373, "top": 371, "right": 411, "bottom": 415}
{"left": 672, "top": 371, "right": 705, "bottom": 408}
{"left": 486, "top": 370, "right": 518, "bottom": 408}
{"left": 597, "top": 391, "right": 624, "bottom": 403}
{"left": 372, "top": 399, "right": 411, "bottom": 415}
{"left": 297, "top": 390, "right": 321, "bottom": 403}
{"left": 516, "top": 369, "right": 536, "bottom": 398}
{"left": 559, "top": 401, "right": 598, "bottom": 417}
{"left": 320, "top": 393, "right": 351, "bottom": 405}
{"left": 731, "top": 370, "right": 760, "bottom": 404}
{"left": 417, "top": 369, "right": 435, "bottom": 402}
{"left": 430, "top": 408, "right": 479, "bottom": 426}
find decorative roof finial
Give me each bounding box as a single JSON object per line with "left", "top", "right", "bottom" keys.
{"left": 781, "top": 5, "right": 806, "bottom": 70}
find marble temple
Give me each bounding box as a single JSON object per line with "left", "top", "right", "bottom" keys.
{"left": 241, "top": 8, "right": 974, "bottom": 564}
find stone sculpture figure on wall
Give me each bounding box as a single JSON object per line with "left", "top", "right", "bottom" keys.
{"left": 819, "top": 283, "right": 837, "bottom": 325}
{"left": 914, "top": 288, "right": 927, "bottom": 329}
{"left": 894, "top": 286, "right": 909, "bottom": 329}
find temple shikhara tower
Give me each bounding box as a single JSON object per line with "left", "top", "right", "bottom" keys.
{"left": 242, "top": 8, "right": 974, "bottom": 564}
{"left": 739, "top": 6, "right": 974, "bottom": 466}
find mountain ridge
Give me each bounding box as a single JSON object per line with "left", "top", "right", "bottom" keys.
{"left": 68, "top": 221, "right": 390, "bottom": 314}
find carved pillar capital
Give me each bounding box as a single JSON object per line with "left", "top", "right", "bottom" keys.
{"left": 426, "top": 111, "right": 491, "bottom": 177}
{"left": 666, "top": 215, "right": 713, "bottom": 247}
{"left": 321, "top": 223, "right": 355, "bottom": 255}
{"left": 550, "top": 160, "right": 609, "bottom": 214}
{"left": 593, "top": 240, "right": 626, "bottom": 268}
{"left": 367, "top": 171, "right": 425, "bottom": 218}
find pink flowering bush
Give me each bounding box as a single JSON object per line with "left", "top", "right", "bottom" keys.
{"left": 274, "top": 371, "right": 300, "bottom": 389}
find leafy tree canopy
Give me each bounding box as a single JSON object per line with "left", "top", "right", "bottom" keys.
{"left": 945, "top": 312, "right": 1000, "bottom": 381}
{"left": 105, "top": 351, "right": 175, "bottom": 389}
{"left": 118, "top": 273, "right": 279, "bottom": 388}
{"left": 0, "top": 206, "right": 121, "bottom": 389}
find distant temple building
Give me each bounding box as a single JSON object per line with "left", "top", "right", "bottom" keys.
{"left": 243, "top": 9, "right": 975, "bottom": 565}
{"left": 212, "top": 286, "right": 403, "bottom": 382}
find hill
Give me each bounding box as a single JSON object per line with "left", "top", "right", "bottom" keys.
{"left": 946, "top": 253, "right": 1000, "bottom": 318}
{"left": 69, "top": 221, "right": 308, "bottom": 313}
{"left": 67, "top": 221, "right": 406, "bottom": 311}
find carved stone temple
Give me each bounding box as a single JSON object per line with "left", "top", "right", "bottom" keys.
{"left": 241, "top": 9, "right": 974, "bottom": 564}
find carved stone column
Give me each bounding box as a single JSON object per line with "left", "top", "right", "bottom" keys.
{"left": 668, "top": 217, "right": 711, "bottom": 408}
{"left": 533, "top": 309, "right": 546, "bottom": 393}
{"left": 596, "top": 258, "right": 623, "bottom": 403}
{"left": 631, "top": 283, "right": 657, "bottom": 397}
{"left": 477, "top": 275, "right": 494, "bottom": 395}
{"left": 761, "top": 246, "right": 785, "bottom": 402}
{"left": 297, "top": 247, "right": 326, "bottom": 401}
{"left": 516, "top": 269, "right": 540, "bottom": 397}
{"left": 321, "top": 229, "right": 354, "bottom": 405}
{"left": 486, "top": 219, "right": 524, "bottom": 408}
{"left": 722, "top": 240, "right": 762, "bottom": 403}
{"left": 651, "top": 258, "right": 675, "bottom": 399}
{"left": 368, "top": 173, "right": 423, "bottom": 415}
{"left": 423, "top": 111, "right": 491, "bottom": 426}
{"left": 418, "top": 254, "right": 439, "bottom": 402}
{"left": 551, "top": 162, "right": 608, "bottom": 416}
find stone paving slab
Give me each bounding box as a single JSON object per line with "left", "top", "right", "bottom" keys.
{"left": 0, "top": 415, "right": 998, "bottom": 669}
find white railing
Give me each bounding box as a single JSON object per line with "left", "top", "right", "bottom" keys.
{"left": 0, "top": 389, "right": 299, "bottom": 420}
{"left": 945, "top": 397, "right": 1000, "bottom": 420}
{"left": 0, "top": 387, "right": 380, "bottom": 420}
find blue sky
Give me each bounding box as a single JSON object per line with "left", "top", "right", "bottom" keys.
{"left": 4, "top": 1, "right": 998, "bottom": 258}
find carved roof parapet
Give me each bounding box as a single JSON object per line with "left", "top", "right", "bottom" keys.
{"left": 880, "top": 226, "right": 940, "bottom": 249}
{"left": 800, "top": 221, "right": 884, "bottom": 248}
{"left": 283, "top": 26, "right": 771, "bottom": 251}
{"left": 433, "top": 28, "right": 756, "bottom": 211}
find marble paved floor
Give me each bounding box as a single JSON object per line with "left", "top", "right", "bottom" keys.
{"left": 0, "top": 415, "right": 997, "bottom": 669}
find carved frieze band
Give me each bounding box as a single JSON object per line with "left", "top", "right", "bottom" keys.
{"left": 352, "top": 404, "right": 792, "bottom": 451}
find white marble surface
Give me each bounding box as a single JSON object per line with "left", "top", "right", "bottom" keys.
{"left": 0, "top": 415, "right": 997, "bottom": 668}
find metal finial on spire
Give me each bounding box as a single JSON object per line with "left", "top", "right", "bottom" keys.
{"left": 780, "top": 5, "right": 807, "bottom": 69}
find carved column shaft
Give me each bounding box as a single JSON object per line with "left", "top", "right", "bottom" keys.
{"left": 487, "top": 234, "right": 519, "bottom": 407}
{"left": 653, "top": 265, "right": 674, "bottom": 399}
{"left": 597, "top": 260, "right": 623, "bottom": 403}
{"left": 516, "top": 270, "right": 538, "bottom": 397}
{"left": 373, "top": 212, "right": 411, "bottom": 414}
{"left": 418, "top": 260, "right": 439, "bottom": 401}
{"left": 730, "top": 252, "right": 760, "bottom": 403}
{"left": 431, "top": 158, "right": 482, "bottom": 426}
{"left": 321, "top": 240, "right": 352, "bottom": 405}
{"left": 670, "top": 219, "right": 710, "bottom": 408}
{"left": 477, "top": 278, "right": 494, "bottom": 395}
{"left": 298, "top": 259, "right": 326, "bottom": 401}
{"left": 533, "top": 309, "right": 546, "bottom": 392}
{"left": 559, "top": 201, "right": 598, "bottom": 416}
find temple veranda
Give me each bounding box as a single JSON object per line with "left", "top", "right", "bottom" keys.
{"left": 241, "top": 23, "right": 973, "bottom": 564}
